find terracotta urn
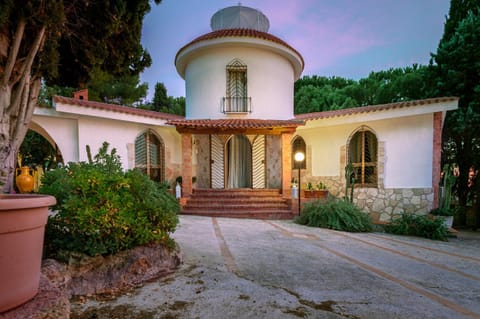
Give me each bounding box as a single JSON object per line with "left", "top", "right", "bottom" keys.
{"left": 15, "top": 166, "right": 34, "bottom": 193}
{"left": 0, "top": 194, "right": 56, "bottom": 312}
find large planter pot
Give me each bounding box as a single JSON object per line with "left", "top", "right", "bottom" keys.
{"left": 0, "top": 194, "right": 56, "bottom": 312}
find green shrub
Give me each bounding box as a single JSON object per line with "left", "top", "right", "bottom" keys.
{"left": 40, "top": 142, "right": 179, "bottom": 260}
{"left": 295, "top": 198, "right": 373, "bottom": 232}
{"left": 384, "top": 213, "right": 448, "bottom": 241}
{"left": 429, "top": 207, "right": 453, "bottom": 216}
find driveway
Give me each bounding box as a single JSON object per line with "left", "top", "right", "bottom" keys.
{"left": 72, "top": 216, "right": 480, "bottom": 319}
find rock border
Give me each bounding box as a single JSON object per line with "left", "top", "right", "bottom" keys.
{"left": 0, "top": 243, "right": 182, "bottom": 319}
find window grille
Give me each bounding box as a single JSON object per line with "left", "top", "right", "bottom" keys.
{"left": 224, "top": 59, "right": 250, "bottom": 113}
{"left": 135, "top": 130, "right": 164, "bottom": 182}
{"left": 348, "top": 129, "right": 377, "bottom": 187}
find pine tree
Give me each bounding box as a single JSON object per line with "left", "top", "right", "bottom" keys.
{"left": 429, "top": 0, "right": 480, "bottom": 208}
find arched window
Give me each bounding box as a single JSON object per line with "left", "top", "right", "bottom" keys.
{"left": 348, "top": 128, "right": 378, "bottom": 187}
{"left": 224, "top": 59, "right": 250, "bottom": 113}
{"left": 135, "top": 130, "right": 165, "bottom": 182}
{"left": 292, "top": 136, "right": 306, "bottom": 169}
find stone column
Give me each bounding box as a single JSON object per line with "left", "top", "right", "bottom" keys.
{"left": 432, "top": 112, "right": 443, "bottom": 208}
{"left": 281, "top": 132, "right": 293, "bottom": 197}
{"left": 181, "top": 133, "right": 193, "bottom": 198}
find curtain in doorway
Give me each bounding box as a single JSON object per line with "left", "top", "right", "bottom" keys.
{"left": 228, "top": 135, "right": 252, "bottom": 188}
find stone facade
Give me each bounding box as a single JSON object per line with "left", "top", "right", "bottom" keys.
{"left": 295, "top": 142, "right": 434, "bottom": 222}
{"left": 193, "top": 134, "right": 210, "bottom": 189}
{"left": 266, "top": 135, "right": 282, "bottom": 189}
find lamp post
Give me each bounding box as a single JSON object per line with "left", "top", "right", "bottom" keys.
{"left": 294, "top": 151, "right": 305, "bottom": 215}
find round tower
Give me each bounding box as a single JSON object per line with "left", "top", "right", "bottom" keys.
{"left": 175, "top": 5, "right": 304, "bottom": 120}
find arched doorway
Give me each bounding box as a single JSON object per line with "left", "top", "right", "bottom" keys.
{"left": 227, "top": 135, "right": 252, "bottom": 188}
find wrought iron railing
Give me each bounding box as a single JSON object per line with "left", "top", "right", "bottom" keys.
{"left": 222, "top": 97, "right": 252, "bottom": 113}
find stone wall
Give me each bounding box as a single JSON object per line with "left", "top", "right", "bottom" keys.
{"left": 298, "top": 174, "right": 434, "bottom": 222}
{"left": 266, "top": 135, "right": 282, "bottom": 189}
{"left": 295, "top": 142, "right": 434, "bottom": 222}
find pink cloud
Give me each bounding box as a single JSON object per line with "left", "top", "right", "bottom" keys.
{"left": 251, "top": 1, "right": 384, "bottom": 74}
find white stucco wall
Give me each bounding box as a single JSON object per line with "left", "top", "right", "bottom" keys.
{"left": 32, "top": 108, "right": 182, "bottom": 172}
{"left": 31, "top": 113, "right": 79, "bottom": 164}
{"left": 297, "top": 113, "right": 434, "bottom": 188}
{"left": 183, "top": 46, "right": 296, "bottom": 120}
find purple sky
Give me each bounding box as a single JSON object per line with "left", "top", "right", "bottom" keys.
{"left": 140, "top": 0, "right": 450, "bottom": 99}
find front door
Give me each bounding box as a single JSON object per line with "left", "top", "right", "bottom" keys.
{"left": 227, "top": 135, "right": 252, "bottom": 188}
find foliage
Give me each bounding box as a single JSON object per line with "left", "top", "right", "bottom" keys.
{"left": 436, "top": 164, "right": 459, "bottom": 216}
{"left": 141, "top": 82, "right": 186, "bottom": 115}
{"left": 344, "top": 163, "right": 355, "bottom": 203}
{"left": 38, "top": 82, "right": 76, "bottom": 108}
{"left": 428, "top": 2, "right": 480, "bottom": 207}
{"left": 316, "top": 182, "right": 327, "bottom": 190}
{"left": 295, "top": 198, "right": 373, "bottom": 232}
{"left": 19, "top": 130, "right": 58, "bottom": 169}
{"left": 152, "top": 83, "right": 170, "bottom": 111}
{"left": 293, "top": 66, "right": 430, "bottom": 114}
{"left": 48, "top": 1, "right": 161, "bottom": 87}
{"left": 86, "top": 67, "right": 148, "bottom": 106}
{"left": 384, "top": 213, "right": 448, "bottom": 241}
{"left": 430, "top": 207, "right": 453, "bottom": 217}
{"left": 40, "top": 142, "right": 179, "bottom": 259}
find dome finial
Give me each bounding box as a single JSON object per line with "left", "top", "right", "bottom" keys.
{"left": 210, "top": 5, "right": 270, "bottom": 32}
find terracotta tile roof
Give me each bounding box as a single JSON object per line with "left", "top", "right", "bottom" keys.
{"left": 294, "top": 97, "right": 459, "bottom": 121}
{"left": 166, "top": 118, "right": 304, "bottom": 129}
{"left": 175, "top": 28, "right": 305, "bottom": 68}
{"left": 53, "top": 96, "right": 184, "bottom": 120}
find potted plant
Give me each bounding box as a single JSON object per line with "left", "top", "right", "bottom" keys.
{"left": 0, "top": 194, "right": 56, "bottom": 312}
{"left": 303, "top": 181, "right": 328, "bottom": 199}
{"left": 315, "top": 181, "right": 329, "bottom": 199}
{"left": 431, "top": 164, "right": 459, "bottom": 229}
{"left": 430, "top": 207, "right": 454, "bottom": 229}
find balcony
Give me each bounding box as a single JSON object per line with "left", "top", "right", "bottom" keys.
{"left": 222, "top": 97, "right": 252, "bottom": 114}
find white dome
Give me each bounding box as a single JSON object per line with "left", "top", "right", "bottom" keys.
{"left": 210, "top": 5, "right": 270, "bottom": 32}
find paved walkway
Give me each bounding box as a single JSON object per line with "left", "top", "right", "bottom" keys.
{"left": 72, "top": 216, "right": 480, "bottom": 319}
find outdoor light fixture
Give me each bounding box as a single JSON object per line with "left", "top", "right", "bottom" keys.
{"left": 294, "top": 151, "right": 305, "bottom": 215}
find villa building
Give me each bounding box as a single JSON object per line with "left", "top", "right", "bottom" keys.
{"left": 31, "top": 5, "right": 457, "bottom": 221}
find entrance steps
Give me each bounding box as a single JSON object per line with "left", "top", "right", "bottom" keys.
{"left": 180, "top": 188, "right": 294, "bottom": 220}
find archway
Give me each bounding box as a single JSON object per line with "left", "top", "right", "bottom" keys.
{"left": 227, "top": 135, "right": 252, "bottom": 188}
{"left": 19, "top": 129, "right": 63, "bottom": 170}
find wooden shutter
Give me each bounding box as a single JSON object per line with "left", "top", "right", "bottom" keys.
{"left": 210, "top": 135, "right": 225, "bottom": 189}
{"left": 252, "top": 135, "right": 266, "bottom": 189}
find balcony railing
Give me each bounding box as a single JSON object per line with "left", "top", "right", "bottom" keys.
{"left": 222, "top": 97, "right": 252, "bottom": 113}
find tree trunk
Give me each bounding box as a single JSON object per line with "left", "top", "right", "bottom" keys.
{"left": 0, "top": 78, "right": 42, "bottom": 193}
{"left": 0, "top": 20, "right": 45, "bottom": 193}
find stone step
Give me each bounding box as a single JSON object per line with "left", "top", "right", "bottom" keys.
{"left": 181, "top": 188, "right": 293, "bottom": 220}
{"left": 183, "top": 203, "right": 289, "bottom": 210}
{"left": 181, "top": 210, "right": 294, "bottom": 220}
{"left": 191, "top": 189, "right": 282, "bottom": 198}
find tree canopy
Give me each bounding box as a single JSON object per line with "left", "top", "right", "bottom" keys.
{"left": 294, "top": 65, "right": 430, "bottom": 114}
{"left": 0, "top": 0, "right": 161, "bottom": 193}
{"left": 429, "top": 0, "right": 480, "bottom": 206}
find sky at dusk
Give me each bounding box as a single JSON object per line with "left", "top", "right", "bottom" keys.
{"left": 140, "top": 0, "right": 451, "bottom": 99}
